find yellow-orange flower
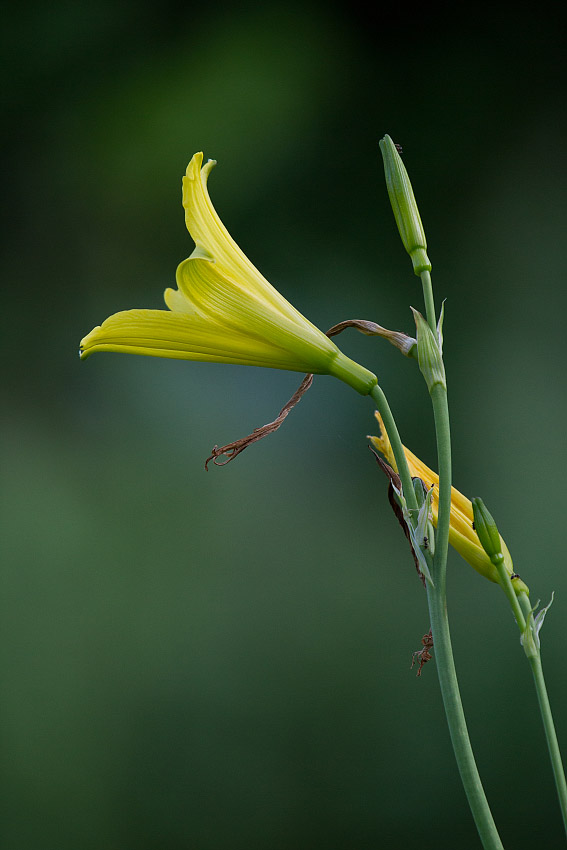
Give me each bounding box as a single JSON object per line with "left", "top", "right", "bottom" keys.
{"left": 370, "top": 412, "right": 529, "bottom": 594}
{"left": 80, "top": 153, "right": 377, "bottom": 395}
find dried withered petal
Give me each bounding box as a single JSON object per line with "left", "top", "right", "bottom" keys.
{"left": 205, "top": 374, "right": 313, "bottom": 469}
{"left": 205, "top": 317, "right": 414, "bottom": 469}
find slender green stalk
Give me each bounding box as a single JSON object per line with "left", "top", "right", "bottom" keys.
{"left": 526, "top": 652, "right": 567, "bottom": 835}
{"left": 493, "top": 563, "right": 526, "bottom": 632}
{"left": 420, "top": 269, "right": 436, "bottom": 332}
{"left": 515, "top": 593, "right": 567, "bottom": 835}
{"left": 418, "top": 266, "right": 503, "bottom": 847}
{"left": 370, "top": 382, "right": 504, "bottom": 849}
{"left": 428, "top": 384, "right": 504, "bottom": 849}
{"left": 430, "top": 384, "right": 451, "bottom": 587}
{"left": 424, "top": 261, "right": 566, "bottom": 837}
{"left": 494, "top": 576, "right": 567, "bottom": 833}
{"left": 425, "top": 586, "right": 503, "bottom": 849}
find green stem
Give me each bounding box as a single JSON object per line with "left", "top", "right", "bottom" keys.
{"left": 370, "top": 382, "right": 504, "bottom": 848}
{"left": 527, "top": 653, "right": 567, "bottom": 835}
{"left": 494, "top": 563, "right": 526, "bottom": 632}
{"left": 430, "top": 384, "right": 451, "bottom": 589}
{"left": 420, "top": 269, "right": 436, "bottom": 331}
{"left": 425, "top": 586, "right": 503, "bottom": 849}
{"left": 428, "top": 383, "right": 504, "bottom": 849}
{"left": 516, "top": 593, "right": 567, "bottom": 835}
{"left": 420, "top": 269, "right": 502, "bottom": 844}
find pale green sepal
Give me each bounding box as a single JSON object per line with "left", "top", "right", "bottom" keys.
{"left": 379, "top": 135, "right": 431, "bottom": 276}
{"left": 521, "top": 618, "right": 538, "bottom": 659}
{"left": 437, "top": 299, "right": 446, "bottom": 355}
{"left": 411, "top": 307, "right": 446, "bottom": 392}
{"left": 521, "top": 593, "right": 554, "bottom": 656}
{"left": 533, "top": 592, "right": 554, "bottom": 645}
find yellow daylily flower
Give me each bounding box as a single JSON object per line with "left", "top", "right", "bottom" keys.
{"left": 370, "top": 412, "right": 529, "bottom": 594}
{"left": 80, "top": 153, "right": 377, "bottom": 396}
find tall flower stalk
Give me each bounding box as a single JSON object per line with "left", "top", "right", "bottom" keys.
{"left": 379, "top": 135, "right": 566, "bottom": 844}
{"left": 379, "top": 134, "right": 504, "bottom": 849}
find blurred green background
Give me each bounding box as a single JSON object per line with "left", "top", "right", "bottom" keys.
{"left": 3, "top": 1, "right": 567, "bottom": 847}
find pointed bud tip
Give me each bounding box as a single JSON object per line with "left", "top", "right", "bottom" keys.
{"left": 380, "top": 136, "right": 430, "bottom": 275}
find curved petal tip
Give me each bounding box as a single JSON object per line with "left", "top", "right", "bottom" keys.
{"left": 185, "top": 152, "right": 203, "bottom": 179}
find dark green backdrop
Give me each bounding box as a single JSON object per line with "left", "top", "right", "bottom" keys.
{"left": 3, "top": 2, "right": 566, "bottom": 847}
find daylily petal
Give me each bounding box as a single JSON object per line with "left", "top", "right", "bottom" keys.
{"left": 174, "top": 253, "right": 340, "bottom": 374}
{"left": 163, "top": 286, "right": 197, "bottom": 315}
{"left": 80, "top": 309, "right": 309, "bottom": 371}
{"left": 370, "top": 412, "right": 529, "bottom": 593}
{"left": 182, "top": 153, "right": 306, "bottom": 322}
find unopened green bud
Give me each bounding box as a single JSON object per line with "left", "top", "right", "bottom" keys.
{"left": 411, "top": 308, "right": 446, "bottom": 393}
{"left": 471, "top": 497, "right": 504, "bottom": 566}
{"left": 379, "top": 135, "right": 431, "bottom": 276}
{"left": 413, "top": 476, "right": 428, "bottom": 508}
